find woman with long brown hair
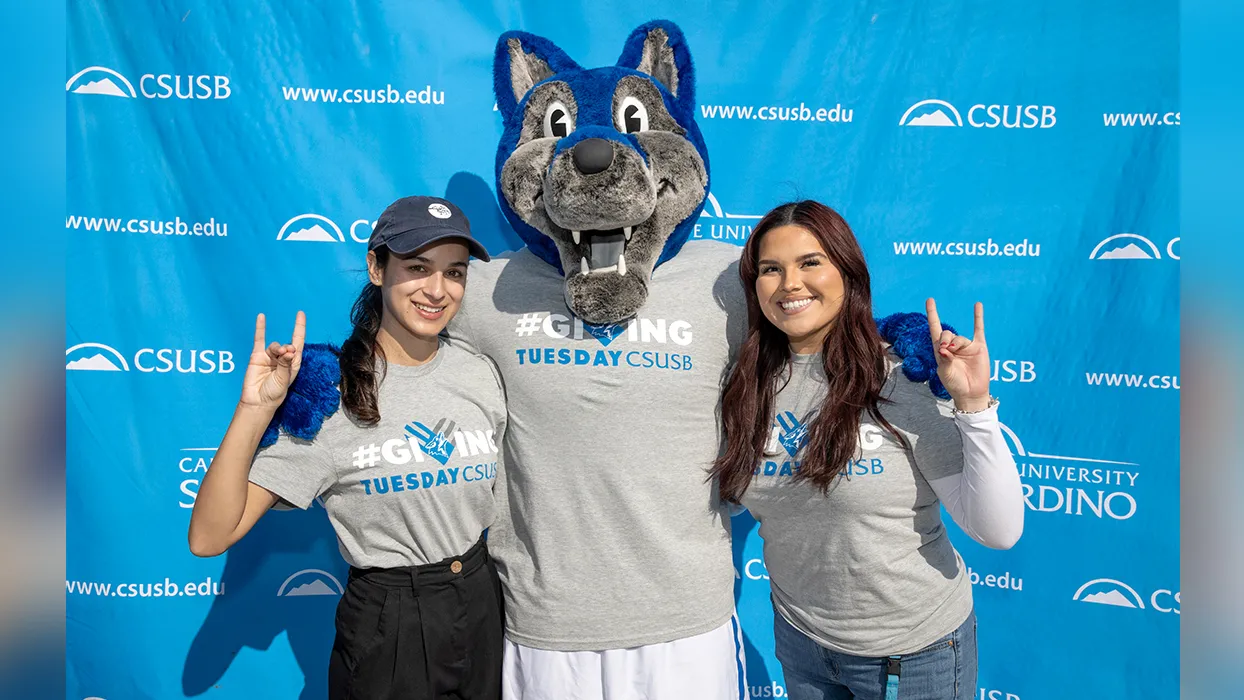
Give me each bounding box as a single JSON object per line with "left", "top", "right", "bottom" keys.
{"left": 712, "top": 200, "right": 1025, "bottom": 700}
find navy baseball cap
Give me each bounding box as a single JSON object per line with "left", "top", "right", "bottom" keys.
{"left": 368, "top": 196, "right": 491, "bottom": 262}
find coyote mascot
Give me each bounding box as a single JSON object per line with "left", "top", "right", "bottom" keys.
{"left": 440, "top": 19, "right": 942, "bottom": 698}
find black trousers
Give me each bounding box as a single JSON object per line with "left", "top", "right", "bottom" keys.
{"left": 328, "top": 536, "right": 504, "bottom": 700}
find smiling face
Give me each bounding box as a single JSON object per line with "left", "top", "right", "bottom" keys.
{"left": 367, "top": 240, "right": 470, "bottom": 342}
{"left": 754, "top": 225, "right": 846, "bottom": 354}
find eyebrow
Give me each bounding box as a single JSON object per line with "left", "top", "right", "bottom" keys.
{"left": 757, "top": 252, "right": 826, "bottom": 266}
{"left": 410, "top": 255, "right": 468, "bottom": 268}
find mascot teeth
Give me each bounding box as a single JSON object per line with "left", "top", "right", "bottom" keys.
{"left": 569, "top": 223, "right": 641, "bottom": 275}
{"left": 572, "top": 228, "right": 630, "bottom": 276}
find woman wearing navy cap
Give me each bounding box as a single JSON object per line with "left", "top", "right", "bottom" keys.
{"left": 189, "top": 196, "right": 508, "bottom": 700}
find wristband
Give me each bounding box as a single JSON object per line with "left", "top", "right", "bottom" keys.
{"left": 951, "top": 396, "right": 999, "bottom": 416}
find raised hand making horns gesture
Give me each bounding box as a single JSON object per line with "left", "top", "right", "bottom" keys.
{"left": 240, "top": 311, "right": 307, "bottom": 410}
{"left": 926, "top": 298, "right": 993, "bottom": 412}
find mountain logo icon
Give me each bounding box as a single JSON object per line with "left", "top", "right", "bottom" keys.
{"left": 276, "top": 569, "right": 345, "bottom": 597}
{"left": 277, "top": 214, "right": 345, "bottom": 242}
{"left": 1089, "top": 233, "right": 1162, "bottom": 260}
{"left": 699, "top": 192, "right": 763, "bottom": 220}
{"left": 998, "top": 421, "right": 1137, "bottom": 467}
{"left": 65, "top": 343, "right": 130, "bottom": 371}
{"left": 66, "top": 67, "right": 137, "bottom": 98}
{"left": 1073, "top": 578, "right": 1145, "bottom": 609}
{"left": 899, "top": 99, "right": 963, "bottom": 127}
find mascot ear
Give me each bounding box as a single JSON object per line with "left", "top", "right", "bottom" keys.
{"left": 617, "top": 20, "right": 696, "bottom": 110}
{"left": 493, "top": 31, "right": 580, "bottom": 123}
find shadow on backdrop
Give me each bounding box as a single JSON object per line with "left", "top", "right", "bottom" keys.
{"left": 444, "top": 171, "right": 523, "bottom": 256}
{"left": 183, "top": 504, "right": 344, "bottom": 700}
{"left": 733, "top": 512, "right": 775, "bottom": 696}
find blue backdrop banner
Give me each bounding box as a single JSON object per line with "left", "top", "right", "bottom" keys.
{"left": 67, "top": 1, "right": 1178, "bottom": 699}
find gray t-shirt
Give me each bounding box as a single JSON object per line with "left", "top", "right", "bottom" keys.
{"left": 445, "top": 242, "right": 746, "bottom": 651}
{"left": 739, "top": 351, "right": 973, "bottom": 657}
{"left": 248, "top": 342, "right": 507, "bottom": 569}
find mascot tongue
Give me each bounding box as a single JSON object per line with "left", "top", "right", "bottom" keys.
{"left": 587, "top": 230, "right": 627, "bottom": 271}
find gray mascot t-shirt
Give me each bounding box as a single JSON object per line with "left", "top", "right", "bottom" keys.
{"left": 445, "top": 241, "right": 746, "bottom": 651}
{"left": 739, "top": 352, "right": 973, "bottom": 657}
{"left": 248, "top": 342, "right": 507, "bottom": 569}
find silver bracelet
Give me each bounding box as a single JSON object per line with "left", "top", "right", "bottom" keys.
{"left": 951, "top": 396, "right": 999, "bottom": 416}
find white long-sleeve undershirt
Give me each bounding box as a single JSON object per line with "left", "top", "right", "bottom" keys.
{"left": 926, "top": 403, "right": 1025, "bottom": 549}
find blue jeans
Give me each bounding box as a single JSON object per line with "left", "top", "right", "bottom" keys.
{"left": 773, "top": 607, "right": 977, "bottom": 700}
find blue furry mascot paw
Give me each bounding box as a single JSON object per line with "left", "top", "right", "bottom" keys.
{"left": 259, "top": 343, "right": 342, "bottom": 447}
{"left": 876, "top": 312, "right": 953, "bottom": 399}
{"left": 493, "top": 20, "right": 710, "bottom": 325}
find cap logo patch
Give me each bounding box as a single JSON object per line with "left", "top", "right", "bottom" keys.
{"left": 428, "top": 203, "right": 452, "bottom": 219}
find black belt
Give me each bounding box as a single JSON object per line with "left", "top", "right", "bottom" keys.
{"left": 346, "top": 535, "right": 488, "bottom": 592}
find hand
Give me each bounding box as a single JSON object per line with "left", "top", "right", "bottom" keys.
{"left": 926, "top": 299, "right": 991, "bottom": 411}
{"left": 239, "top": 311, "right": 306, "bottom": 410}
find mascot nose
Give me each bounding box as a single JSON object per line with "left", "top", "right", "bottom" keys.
{"left": 572, "top": 138, "right": 614, "bottom": 175}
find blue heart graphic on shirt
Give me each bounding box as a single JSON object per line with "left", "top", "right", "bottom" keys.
{"left": 405, "top": 419, "right": 456, "bottom": 465}
{"left": 583, "top": 322, "right": 626, "bottom": 346}
{"left": 775, "top": 411, "right": 809, "bottom": 457}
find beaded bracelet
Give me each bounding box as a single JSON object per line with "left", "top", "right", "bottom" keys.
{"left": 951, "top": 396, "right": 1000, "bottom": 416}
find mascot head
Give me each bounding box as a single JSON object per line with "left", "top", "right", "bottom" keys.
{"left": 493, "top": 20, "right": 709, "bottom": 324}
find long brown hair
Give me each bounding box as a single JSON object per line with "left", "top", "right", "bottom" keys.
{"left": 711, "top": 201, "right": 907, "bottom": 502}
{"left": 339, "top": 248, "right": 389, "bottom": 425}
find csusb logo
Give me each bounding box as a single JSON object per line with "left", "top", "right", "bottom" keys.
{"left": 1001, "top": 422, "right": 1140, "bottom": 521}
{"left": 1073, "top": 578, "right": 1180, "bottom": 615}
{"left": 66, "top": 66, "right": 231, "bottom": 100}
{"left": 277, "top": 213, "right": 376, "bottom": 243}
{"left": 1089, "top": 233, "right": 1180, "bottom": 261}
{"left": 66, "top": 342, "right": 235, "bottom": 374}
{"left": 277, "top": 569, "right": 344, "bottom": 597}
{"left": 900, "top": 99, "right": 1056, "bottom": 129}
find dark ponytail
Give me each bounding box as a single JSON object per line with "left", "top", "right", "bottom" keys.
{"left": 339, "top": 248, "right": 388, "bottom": 425}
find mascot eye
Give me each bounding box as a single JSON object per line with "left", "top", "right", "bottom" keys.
{"left": 616, "top": 96, "right": 649, "bottom": 134}
{"left": 543, "top": 101, "right": 574, "bottom": 139}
